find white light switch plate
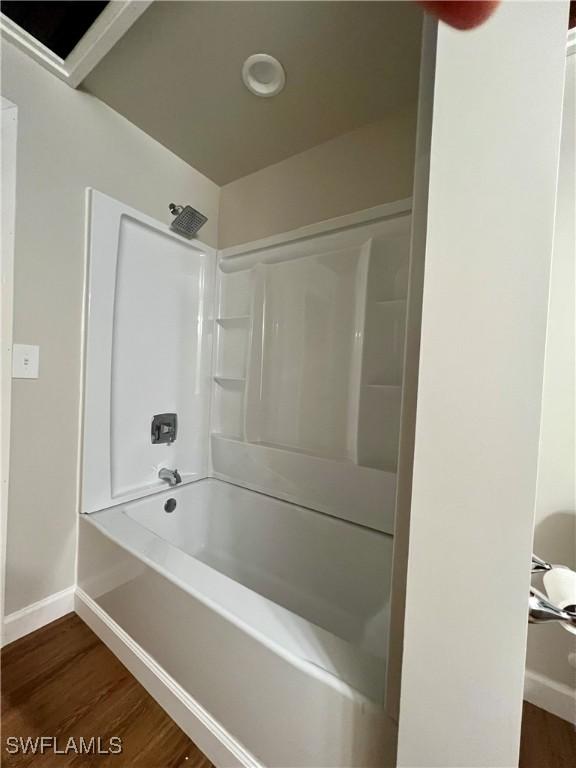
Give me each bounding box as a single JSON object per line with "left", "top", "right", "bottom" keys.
{"left": 12, "top": 344, "right": 40, "bottom": 379}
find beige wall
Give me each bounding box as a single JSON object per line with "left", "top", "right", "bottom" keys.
{"left": 218, "top": 113, "right": 416, "bottom": 249}
{"left": 526, "top": 51, "right": 576, "bottom": 694}
{"left": 2, "top": 42, "right": 220, "bottom": 615}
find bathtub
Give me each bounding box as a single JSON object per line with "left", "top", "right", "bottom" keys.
{"left": 77, "top": 479, "right": 395, "bottom": 767}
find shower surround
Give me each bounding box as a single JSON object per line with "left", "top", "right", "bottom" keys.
{"left": 78, "top": 189, "right": 412, "bottom": 767}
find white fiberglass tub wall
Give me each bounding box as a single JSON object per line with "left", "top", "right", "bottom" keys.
{"left": 212, "top": 203, "right": 411, "bottom": 532}
{"left": 82, "top": 190, "right": 215, "bottom": 512}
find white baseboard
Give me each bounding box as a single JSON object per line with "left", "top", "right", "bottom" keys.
{"left": 1, "top": 586, "right": 75, "bottom": 647}
{"left": 524, "top": 669, "right": 576, "bottom": 724}
{"left": 74, "top": 588, "right": 261, "bottom": 768}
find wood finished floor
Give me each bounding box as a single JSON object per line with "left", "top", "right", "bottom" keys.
{"left": 519, "top": 701, "right": 576, "bottom": 768}
{"left": 1, "top": 612, "right": 575, "bottom": 767}
{"left": 1, "top": 613, "right": 213, "bottom": 767}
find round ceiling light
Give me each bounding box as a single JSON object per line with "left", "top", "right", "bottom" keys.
{"left": 242, "top": 53, "right": 286, "bottom": 98}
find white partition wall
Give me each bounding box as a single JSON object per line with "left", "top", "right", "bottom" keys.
{"left": 397, "top": 4, "right": 570, "bottom": 766}
{"left": 525, "top": 31, "right": 576, "bottom": 723}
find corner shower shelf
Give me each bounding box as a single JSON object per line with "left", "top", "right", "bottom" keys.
{"left": 211, "top": 431, "right": 244, "bottom": 441}
{"left": 215, "top": 315, "right": 251, "bottom": 325}
{"left": 214, "top": 376, "right": 246, "bottom": 386}
{"left": 374, "top": 298, "right": 407, "bottom": 305}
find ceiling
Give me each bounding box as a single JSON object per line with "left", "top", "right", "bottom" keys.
{"left": 83, "top": 1, "right": 422, "bottom": 186}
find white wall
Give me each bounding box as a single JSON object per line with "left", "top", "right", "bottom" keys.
{"left": 1, "top": 42, "right": 219, "bottom": 615}
{"left": 219, "top": 114, "right": 416, "bottom": 248}
{"left": 396, "top": 3, "right": 568, "bottom": 766}
{"left": 525, "top": 45, "right": 576, "bottom": 708}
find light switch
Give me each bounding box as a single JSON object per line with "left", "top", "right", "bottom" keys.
{"left": 12, "top": 344, "right": 40, "bottom": 379}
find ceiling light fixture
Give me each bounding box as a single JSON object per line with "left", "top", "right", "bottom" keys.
{"left": 242, "top": 53, "right": 286, "bottom": 98}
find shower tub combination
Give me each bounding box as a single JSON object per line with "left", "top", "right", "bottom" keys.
{"left": 78, "top": 191, "right": 412, "bottom": 767}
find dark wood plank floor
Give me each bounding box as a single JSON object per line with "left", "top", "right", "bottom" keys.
{"left": 519, "top": 700, "right": 576, "bottom": 768}
{"left": 2, "top": 612, "right": 574, "bottom": 767}
{"left": 1, "top": 613, "right": 213, "bottom": 767}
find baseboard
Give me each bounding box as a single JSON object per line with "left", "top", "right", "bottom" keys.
{"left": 74, "top": 588, "right": 261, "bottom": 768}
{"left": 1, "top": 586, "right": 75, "bottom": 647}
{"left": 524, "top": 669, "right": 576, "bottom": 724}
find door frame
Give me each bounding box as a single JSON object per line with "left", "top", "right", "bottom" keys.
{"left": 1, "top": 97, "right": 17, "bottom": 639}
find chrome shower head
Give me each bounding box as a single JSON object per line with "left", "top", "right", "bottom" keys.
{"left": 168, "top": 203, "right": 207, "bottom": 239}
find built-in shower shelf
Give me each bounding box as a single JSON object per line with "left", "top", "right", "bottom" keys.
{"left": 214, "top": 376, "right": 246, "bottom": 387}
{"left": 247, "top": 439, "right": 350, "bottom": 462}
{"left": 215, "top": 316, "right": 251, "bottom": 325}
{"left": 211, "top": 431, "right": 244, "bottom": 441}
{"left": 365, "top": 383, "right": 402, "bottom": 389}
{"left": 374, "top": 298, "right": 407, "bottom": 304}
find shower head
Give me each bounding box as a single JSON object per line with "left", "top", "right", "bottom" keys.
{"left": 168, "top": 203, "right": 207, "bottom": 239}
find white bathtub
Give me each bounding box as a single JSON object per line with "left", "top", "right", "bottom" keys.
{"left": 77, "top": 479, "right": 395, "bottom": 767}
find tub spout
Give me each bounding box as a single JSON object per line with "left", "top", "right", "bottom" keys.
{"left": 159, "top": 468, "right": 182, "bottom": 487}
